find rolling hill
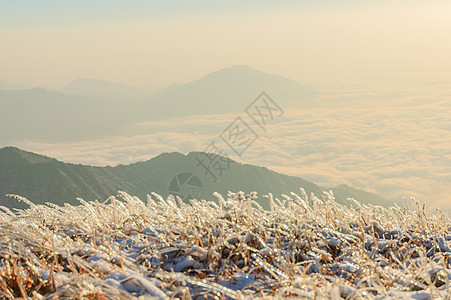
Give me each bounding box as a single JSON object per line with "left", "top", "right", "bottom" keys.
{"left": 0, "top": 147, "right": 390, "bottom": 210}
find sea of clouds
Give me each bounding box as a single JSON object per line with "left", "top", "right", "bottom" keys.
{"left": 15, "top": 71, "right": 451, "bottom": 213}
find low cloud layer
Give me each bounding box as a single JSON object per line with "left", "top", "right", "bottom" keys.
{"left": 15, "top": 72, "right": 451, "bottom": 214}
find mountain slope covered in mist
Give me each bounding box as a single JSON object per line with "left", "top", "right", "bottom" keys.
{"left": 0, "top": 65, "right": 313, "bottom": 146}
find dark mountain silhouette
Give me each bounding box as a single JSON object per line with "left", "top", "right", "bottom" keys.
{"left": 0, "top": 147, "right": 390, "bottom": 210}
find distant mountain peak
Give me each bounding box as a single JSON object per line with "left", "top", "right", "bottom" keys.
{"left": 199, "top": 65, "right": 274, "bottom": 80}
{"left": 230, "top": 64, "right": 251, "bottom": 68}
{"left": 224, "top": 64, "right": 266, "bottom": 71}
{"left": 140, "top": 65, "right": 314, "bottom": 120}
{"left": 62, "top": 78, "right": 143, "bottom": 97}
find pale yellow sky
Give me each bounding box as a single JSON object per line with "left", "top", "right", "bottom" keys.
{"left": 1, "top": 1, "right": 451, "bottom": 89}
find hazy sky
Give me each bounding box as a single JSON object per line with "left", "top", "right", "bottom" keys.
{"left": 1, "top": 0, "right": 451, "bottom": 88}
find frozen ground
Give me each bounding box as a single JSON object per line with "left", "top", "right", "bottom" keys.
{"left": 1, "top": 190, "right": 451, "bottom": 299}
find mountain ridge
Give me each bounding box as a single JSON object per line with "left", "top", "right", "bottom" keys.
{"left": 62, "top": 78, "right": 145, "bottom": 98}
{"left": 0, "top": 147, "right": 391, "bottom": 210}
{"left": 1, "top": 65, "right": 314, "bottom": 146}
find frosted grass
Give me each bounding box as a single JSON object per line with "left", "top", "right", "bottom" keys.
{"left": 0, "top": 189, "right": 450, "bottom": 299}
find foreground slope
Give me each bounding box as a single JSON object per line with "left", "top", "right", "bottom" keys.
{"left": 0, "top": 191, "right": 448, "bottom": 299}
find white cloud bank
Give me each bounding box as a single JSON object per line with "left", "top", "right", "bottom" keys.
{"left": 15, "top": 72, "right": 451, "bottom": 213}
